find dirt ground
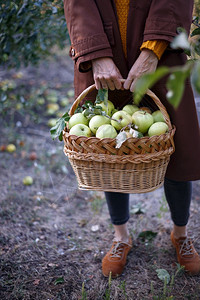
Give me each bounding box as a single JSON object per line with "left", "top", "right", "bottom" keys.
{"left": 0, "top": 53, "right": 200, "bottom": 300}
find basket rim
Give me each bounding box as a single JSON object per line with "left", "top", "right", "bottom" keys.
{"left": 68, "top": 82, "right": 173, "bottom": 131}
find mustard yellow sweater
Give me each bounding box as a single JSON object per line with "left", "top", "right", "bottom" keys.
{"left": 115, "top": 0, "right": 168, "bottom": 59}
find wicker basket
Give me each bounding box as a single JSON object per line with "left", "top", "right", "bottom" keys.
{"left": 63, "top": 83, "right": 176, "bottom": 193}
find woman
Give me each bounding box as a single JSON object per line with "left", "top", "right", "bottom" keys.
{"left": 64, "top": 0, "right": 200, "bottom": 277}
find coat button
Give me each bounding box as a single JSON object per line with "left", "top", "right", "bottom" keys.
{"left": 71, "top": 48, "right": 75, "bottom": 56}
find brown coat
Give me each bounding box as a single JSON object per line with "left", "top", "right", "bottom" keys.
{"left": 64, "top": 0, "right": 200, "bottom": 181}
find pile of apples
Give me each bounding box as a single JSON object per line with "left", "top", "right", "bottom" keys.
{"left": 68, "top": 100, "right": 169, "bottom": 140}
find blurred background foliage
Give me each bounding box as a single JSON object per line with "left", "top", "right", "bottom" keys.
{"left": 0, "top": 0, "right": 69, "bottom": 69}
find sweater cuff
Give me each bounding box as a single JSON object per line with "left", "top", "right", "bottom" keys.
{"left": 140, "top": 40, "right": 168, "bottom": 60}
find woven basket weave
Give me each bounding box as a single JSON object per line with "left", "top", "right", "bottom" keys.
{"left": 63, "top": 83, "right": 176, "bottom": 193}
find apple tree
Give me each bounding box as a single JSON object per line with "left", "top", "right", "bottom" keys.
{"left": 0, "top": 0, "right": 69, "bottom": 69}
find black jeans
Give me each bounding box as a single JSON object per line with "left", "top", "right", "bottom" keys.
{"left": 105, "top": 178, "right": 192, "bottom": 226}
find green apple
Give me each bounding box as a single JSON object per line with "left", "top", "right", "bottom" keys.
{"left": 111, "top": 108, "right": 119, "bottom": 116}
{"left": 46, "top": 103, "right": 60, "bottom": 115}
{"left": 46, "top": 96, "right": 58, "bottom": 103}
{"left": 47, "top": 103, "right": 59, "bottom": 111}
{"left": 69, "top": 124, "right": 92, "bottom": 137}
{"left": 96, "top": 100, "right": 115, "bottom": 116}
{"left": 67, "top": 89, "right": 74, "bottom": 98}
{"left": 111, "top": 110, "right": 132, "bottom": 130}
{"left": 16, "top": 103, "right": 22, "bottom": 110}
{"left": 122, "top": 104, "right": 139, "bottom": 116}
{"left": 96, "top": 124, "right": 117, "bottom": 139}
{"left": 152, "top": 110, "right": 166, "bottom": 123}
{"left": 132, "top": 111, "right": 154, "bottom": 133}
{"left": 148, "top": 122, "right": 169, "bottom": 137}
{"left": 140, "top": 107, "right": 152, "bottom": 114}
{"left": 47, "top": 118, "right": 57, "bottom": 127}
{"left": 68, "top": 113, "right": 89, "bottom": 129}
{"left": 6, "top": 144, "right": 16, "bottom": 153}
{"left": 23, "top": 176, "right": 33, "bottom": 186}
{"left": 89, "top": 115, "right": 110, "bottom": 134}
{"left": 60, "top": 97, "right": 69, "bottom": 107}
{"left": 37, "top": 97, "right": 45, "bottom": 105}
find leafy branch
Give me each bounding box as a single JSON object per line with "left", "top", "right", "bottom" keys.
{"left": 134, "top": 20, "right": 200, "bottom": 108}
{"left": 50, "top": 89, "right": 118, "bottom": 141}
{"left": 50, "top": 112, "right": 70, "bottom": 141}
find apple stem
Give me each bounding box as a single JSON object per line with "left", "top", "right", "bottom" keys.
{"left": 121, "top": 122, "right": 132, "bottom": 131}
{"left": 105, "top": 115, "right": 121, "bottom": 124}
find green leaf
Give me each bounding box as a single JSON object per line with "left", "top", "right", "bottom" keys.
{"left": 194, "top": 38, "right": 200, "bottom": 56}
{"left": 54, "top": 277, "right": 64, "bottom": 285}
{"left": 191, "top": 27, "right": 200, "bottom": 37}
{"left": 171, "top": 31, "right": 190, "bottom": 50}
{"left": 191, "top": 60, "right": 200, "bottom": 94}
{"left": 138, "top": 230, "right": 157, "bottom": 242}
{"left": 82, "top": 100, "right": 94, "bottom": 109}
{"left": 130, "top": 204, "right": 146, "bottom": 215}
{"left": 133, "top": 67, "right": 169, "bottom": 105}
{"left": 95, "top": 89, "right": 108, "bottom": 105}
{"left": 156, "top": 269, "right": 170, "bottom": 284}
{"left": 50, "top": 111, "right": 70, "bottom": 141}
{"left": 83, "top": 106, "right": 103, "bottom": 119}
{"left": 166, "top": 64, "right": 191, "bottom": 108}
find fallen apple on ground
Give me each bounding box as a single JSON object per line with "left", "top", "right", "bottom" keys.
{"left": 29, "top": 152, "right": 37, "bottom": 161}
{"left": 6, "top": 144, "right": 16, "bottom": 153}
{"left": 23, "top": 176, "right": 33, "bottom": 186}
{"left": 47, "top": 118, "right": 57, "bottom": 128}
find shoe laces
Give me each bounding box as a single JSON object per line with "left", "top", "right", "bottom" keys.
{"left": 179, "top": 237, "right": 195, "bottom": 257}
{"left": 110, "top": 240, "right": 131, "bottom": 258}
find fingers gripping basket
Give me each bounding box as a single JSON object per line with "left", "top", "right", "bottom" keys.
{"left": 63, "top": 84, "right": 176, "bottom": 193}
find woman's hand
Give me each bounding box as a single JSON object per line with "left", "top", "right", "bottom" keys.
{"left": 92, "top": 57, "right": 123, "bottom": 90}
{"left": 124, "top": 49, "right": 158, "bottom": 92}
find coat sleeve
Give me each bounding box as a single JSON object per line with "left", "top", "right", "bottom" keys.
{"left": 63, "top": 0, "right": 113, "bottom": 71}
{"left": 143, "top": 0, "right": 194, "bottom": 42}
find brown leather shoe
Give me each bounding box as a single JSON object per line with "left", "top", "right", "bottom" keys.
{"left": 171, "top": 231, "right": 200, "bottom": 275}
{"left": 102, "top": 237, "right": 132, "bottom": 278}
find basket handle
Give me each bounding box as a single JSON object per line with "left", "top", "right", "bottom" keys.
{"left": 69, "top": 80, "right": 172, "bottom": 130}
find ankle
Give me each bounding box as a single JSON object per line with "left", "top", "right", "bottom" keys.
{"left": 113, "top": 223, "right": 129, "bottom": 243}
{"left": 173, "top": 225, "right": 187, "bottom": 239}
{"left": 114, "top": 234, "right": 130, "bottom": 243}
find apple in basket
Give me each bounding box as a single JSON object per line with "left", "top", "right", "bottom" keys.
{"left": 97, "top": 100, "right": 115, "bottom": 116}
{"left": 152, "top": 110, "right": 166, "bottom": 123}
{"left": 69, "top": 124, "right": 92, "bottom": 137}
{"left": 111, "top": 108, "right": 119, "bottom": 115}
{"left": 122, "top": 104, "right": 139, "bottom": 116}
{"left": 132, "top": 111, "right": 154, "bottom": 133}
{"left": 96, "top": 124, "right": 117, "bottom": 139}
{"left": 111, "top": 110, "right": 132, "bottom": 130}
{"left": 68, "top": 113, "right": 89, "bottom": 129}
{"left": 89, "top": 115, "right": 110, "bottom": 134}
{"left": 140, "top": 107, "right": 152, "bottom": 114}
{"left": 148, "top": 122, "right": 169, "bottom": 137}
